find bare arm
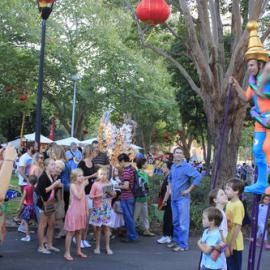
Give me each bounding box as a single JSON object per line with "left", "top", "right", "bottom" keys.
{"left": 84, "top": 172, "right": 97, "bottom": 180}
{"left": 228, "top": 224, "right": 242, "bottom": 253}
{"left": 197, "top": 240, "right": 212, "bottom": 254}
{"left": 45, "top": 180, "right": 60, "bottom": 193}
{"left": 71, "top": 184, "right": 84, "bottom": 200}
{"left": 119, "top": 181, "right": 129, "bottom": 190}
{"left": 163, "top": 183, "right": 171, "bottom": 205}
{"left": 230, "top": 76, "right": 248, "bottom": 102}
{"left": 18, "top": 166, "right": 28, "bottom": 183}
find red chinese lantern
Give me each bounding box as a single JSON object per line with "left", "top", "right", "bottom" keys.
{"left": 136, "top": 0, "right": 171, "bottom": 26}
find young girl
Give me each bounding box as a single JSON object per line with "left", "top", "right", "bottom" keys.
{"left": 110, "top": 168, "right": 125, "bottom": 234}
{"left": 256, "top": 194, "right": 270, "bottom": 250}
{"left": 90, "top": 167, "right": 115, "bottom": 255}
{"left": 64, "top": 168, "right": 88, "bottom": 261}
{"left": 18, "top": 175, "right": 37, "bottom": 242}
{"left": 198, "top": 207, "right": 224, "bottom": 270}
{"left": 209, "top": 188, "right": 229, "bottom": 270}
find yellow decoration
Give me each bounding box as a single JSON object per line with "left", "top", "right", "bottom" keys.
{"left": 39, "top": 2, "right": 47, "bottom": 8}
{"left": 245, "top": 21, "right": 269, "bottom": 62}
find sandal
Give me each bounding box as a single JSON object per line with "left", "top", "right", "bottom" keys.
{"left": 93, "top": 249, "right": 100, "bottom": 255}
{"left": 77, "top": 253, "right": 88, "bottom": 259}
{"left": 64, "top": 255, "right": 74, "bottom": 261}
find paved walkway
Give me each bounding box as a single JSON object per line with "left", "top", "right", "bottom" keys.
{"left": 1, "top": 231, "right": 270, "bottom": 270}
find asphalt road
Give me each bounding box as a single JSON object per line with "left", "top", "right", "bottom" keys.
{"left": 1, "top": 231, "right": 270, "bottom": 270}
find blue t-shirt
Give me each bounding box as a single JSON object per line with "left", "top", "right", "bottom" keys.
{"left": 66, "top": 149, "right": 82, "bottom": 170}
{"left": 201, "top": 228, "right": 223, "bottom": 269}
{"left": 168, "top": 160, "right": 201, "bottom": 200}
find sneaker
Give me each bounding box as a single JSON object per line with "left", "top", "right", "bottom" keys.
{"left": 143, "top": 230, "right": 155, "bottom": 237}
{"left": 167, "top": 242, "right": 177, "bottom": 248}
{"left": 21, "top": 235, "right": 31, "bottom": 242}
{"left": 80, "top": 240, "right": 85, "bottom": 248}
{"left": 47, "top": 246, "right": 60, "bottom": 252}
{"left": 72, "top": 237, "right": 76, "bottom": 244}
{"left": 37, "top": 247, "right": 51, "bottom": 254}
{"left": 157, "top": 236, "right": 168, "bottom": 244}
{"left": 83, "top": 240, "right": 91, "bottom": 248}
{"left": 18, "top": 223, "right": 26, "bottom": 234}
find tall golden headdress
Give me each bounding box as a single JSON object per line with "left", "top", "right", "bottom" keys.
{"left": 245, "top": 21, "right": 268, "bottom": 62}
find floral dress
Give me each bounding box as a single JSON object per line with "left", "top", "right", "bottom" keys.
{"left": 89, "top": 182, "right": 112, "bottom": 227}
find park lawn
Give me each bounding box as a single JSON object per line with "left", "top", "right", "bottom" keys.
{"left": 5, "top": 175, "right": 21, "bottom": 219}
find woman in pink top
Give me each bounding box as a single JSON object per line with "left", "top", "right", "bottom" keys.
{"left": 29, "top": 153, "right": 43, "bottom": 178}
{"left": 64, "top": 168, "right": 88, "bottom": 261}
{"left": 90, "top": 167, "right": 116, "bottom": 255}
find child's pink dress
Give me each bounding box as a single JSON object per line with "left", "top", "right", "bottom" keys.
{"left": 64, "top": 186, "right": 86, "bottom": 231}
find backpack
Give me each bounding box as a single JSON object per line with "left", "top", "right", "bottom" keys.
{"left": 132, "top": 169, "right": 149, "bottom": 198}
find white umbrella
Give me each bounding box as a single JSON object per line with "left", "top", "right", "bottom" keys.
{"left": 55, "top": 137, "right": 81, "bottom": 146}
{"left": 24, "top": 133, "right": 53, "bottom": 144}
{"left": 1, "top": 138, "right": 21, "bottom": 148}
{"left": 80, "top": 137, "right": 97, "bottom": 145}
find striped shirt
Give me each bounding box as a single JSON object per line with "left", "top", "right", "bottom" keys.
{"left": 120, "top": 165, "right": 135, "bottom": 200}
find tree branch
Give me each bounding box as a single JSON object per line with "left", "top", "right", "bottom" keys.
{"left": 231, "top": 0, "right": 242, "bottom": 51}
{"left": 178, "top": 0, "right": 213, "bottom": 84}
{"left": 144, "top": 43, "right": 201, "bottom": 96}
{"left": 262, "top": 26, "right": 270, "bottom": 42}
{"left": 164, "top": 23, "right": 180, "bottom": 40}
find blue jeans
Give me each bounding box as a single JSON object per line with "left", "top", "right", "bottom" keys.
{"left": 121, "top": 199, "right": 138, "bottom": 241}
{"left": 171, "top": 196, "right": 190, "bottom": 249}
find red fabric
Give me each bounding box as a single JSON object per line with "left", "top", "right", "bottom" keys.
{"left": 48, "top": 115, "right": 56, "bottom": 141}
{"left": 24, "top": 185, "right": 34, "bottom": 206}
{"left": 136, "top": 0, "right": 170, "bottom": 26}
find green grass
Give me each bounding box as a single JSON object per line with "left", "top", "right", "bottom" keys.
{"left": 5, "top": 175, "right": 21, "bottom": 219}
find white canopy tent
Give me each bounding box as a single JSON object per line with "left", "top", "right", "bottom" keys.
{"left": 55, "top": 137, "right": 81, "bottom": 146}
{"left": 24, "top": 133, "right": 53, "bottom": 144}
{"left": 2, "top": 133, "right": 53, "bottom": 148}
{"left": 80, "top": 138, "right": 97, "bottom": 145}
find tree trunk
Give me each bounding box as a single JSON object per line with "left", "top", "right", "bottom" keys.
{"left": 203, "top": 92, "right": 247, "bottom": 187}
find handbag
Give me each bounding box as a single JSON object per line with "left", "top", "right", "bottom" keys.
{"left": 55, "top": 188, "right": 65, "bottom": 219}
{"left": 43, "top": 199, "right": 56, "bottom": 216}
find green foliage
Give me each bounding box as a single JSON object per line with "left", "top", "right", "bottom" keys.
{"left": 0, "top": 0, "right": 178, "bottom": 147}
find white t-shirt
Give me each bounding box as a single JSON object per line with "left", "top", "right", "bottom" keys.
{"left": 219, "top": 209, "right": 228, "bottom": 270}
{"left": 18, "top": 153, "right": 32, "bottom": 186}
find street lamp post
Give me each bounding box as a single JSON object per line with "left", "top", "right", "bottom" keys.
{"left": 71, "top": 74, "right": 80, "bottom": 137}
{"left": 35, "top": 0, "right": 55, "bottom": 150}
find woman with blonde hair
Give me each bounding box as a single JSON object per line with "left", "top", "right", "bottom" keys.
{"left": 36, "top": 158, "right": 62, "bottom": 254}
{"left": 48, "top": 145, "right": 71, "bottom": 212}
{"left": 78, "top": 144, "right": 97, "bottom": 248}
{"left": 29, "top": 153, "right": 43, "bottom": 178}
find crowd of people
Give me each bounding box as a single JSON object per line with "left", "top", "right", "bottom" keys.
{"left": 1, "top": 142, "right": 270, "bottom": 270}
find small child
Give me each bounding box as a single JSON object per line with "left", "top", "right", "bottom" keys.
{"left": 90, "top": 167, "right": 116, "bottom": 255}
{"left": 64, "top": 168, "right": 88, "bottom": 261}
{"left": 209, "top": 188, "right": 229, "bottom": 270}
{"left": 198, "top": 207, "right": 224, "bottom": 270}
{"left": 225, "top": 178, "right": 245, "bottom": 270}
{"left": 256, "top": 194, "right": 270, "bottom": 250}
{"left": 19, "top": 175, "right": 37, "bottom": 242}
{"left": 110, "top": 168, "right": 125, "bottom": 233}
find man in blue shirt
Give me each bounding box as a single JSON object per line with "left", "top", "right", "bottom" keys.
{"left": 164, "top": 147, "right": 201, "bottom": 251}
{"left": 65, "top": 142, "right": 82, "bottom": 170}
